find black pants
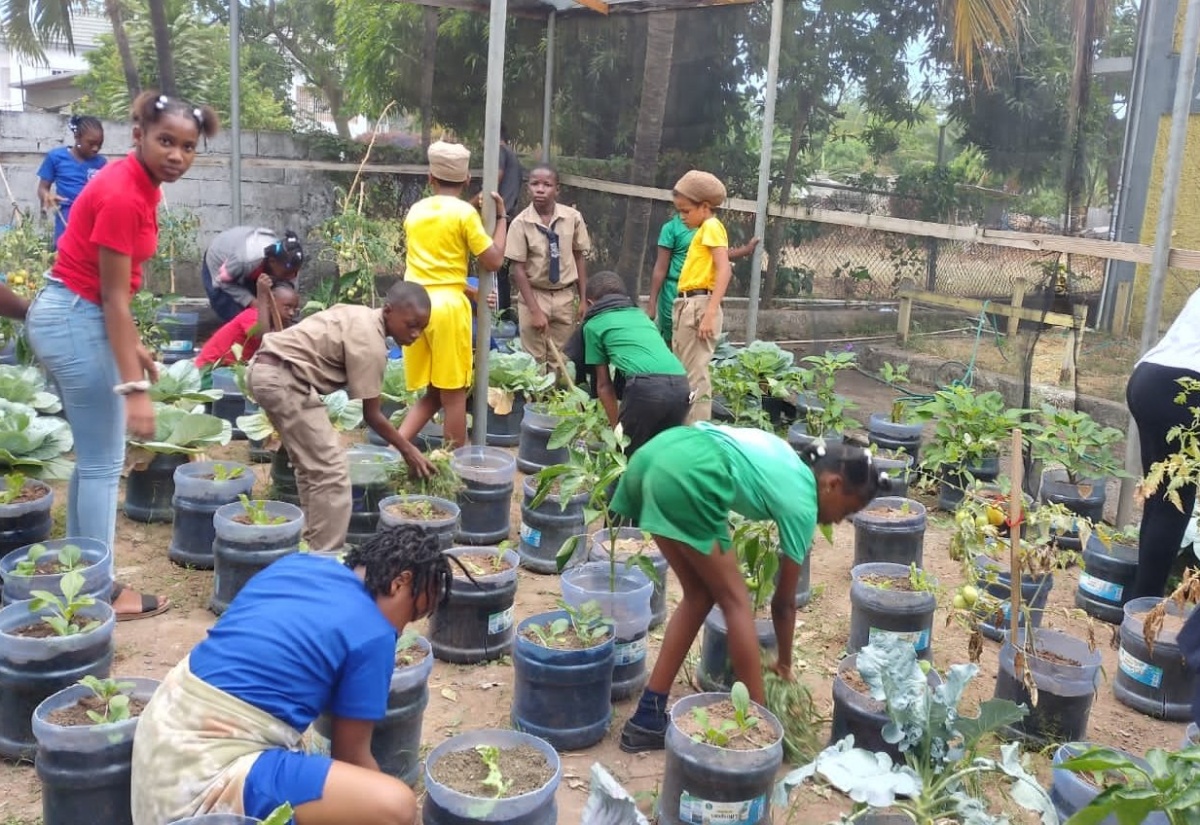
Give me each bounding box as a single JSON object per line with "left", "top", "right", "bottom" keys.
{"left": 620, "top": 373, "right": 691, "bottom": 456}
{"left": 1128, "top": 362, "right": 1200, "bottom": 598}
{"left": 497, "top": 262, "right": 513, "bottom": 314}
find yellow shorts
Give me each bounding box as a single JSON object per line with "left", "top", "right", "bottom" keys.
{"left": 403, "top": 285, "right": 473, "bottom": 391}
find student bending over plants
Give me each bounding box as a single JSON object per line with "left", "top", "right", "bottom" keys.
{"left": 130, "top": 525, "right": 453, "bottom": 825}
{"left": 614, "top": 429, "right": 890, "bottom": 752}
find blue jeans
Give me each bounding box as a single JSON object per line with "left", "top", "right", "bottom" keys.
{"left": 26, "top": 281, "right": 124, "bottom": 551}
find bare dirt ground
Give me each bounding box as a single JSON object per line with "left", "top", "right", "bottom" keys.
{"left": 0, "top": 371, "right": 1173, "bottom": 825}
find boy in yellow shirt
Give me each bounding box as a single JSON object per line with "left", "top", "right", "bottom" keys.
{"left": 398, "top": 140, "right": 508, "bottom": 448}
{"left": 671, "top": 170, "right": 732, "bottom": 423}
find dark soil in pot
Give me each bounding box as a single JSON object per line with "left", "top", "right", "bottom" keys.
{"left": 169, "top": 461, "right": 255, "bottom": 569}
{"left": 994, "top": 628, "right": 1102, "bottom": 745}
{"left": 123, "top": 453, "right": 190, "bottom": 523}
{"left": 379, "top": 495, "right": 460, "bottom": 551}
{"left": 847, "top": 562, "right": 936, "bottom": 660}
{"left": 0, "top": 538, "right": 112, "bottom": 607}
{"left": 830, "top": 654, "right": 942, "bottom": 760}
{"left": 422, "top": 729, "right": 560, "bottom": 825}
{"left": 210, "top": 501, "right": 303, "bottom": 615}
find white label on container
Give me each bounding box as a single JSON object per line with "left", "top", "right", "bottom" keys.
{"left": 166, "top": 339, "right": 193, "bottom": 352}
{"left": 677, "top": 791, "right": 767, "bottom": 825}
{"left": 488, "top": 605, "right": 514, "bottom": 636}
{"left": 519, "top": 522, "right": 541, "bottom": 548}
{"left": 614, "top": 636, "right": 647, "bottom": 666}
{"left": 1079, "top": 572, "right": 1124, "bottom": 602}
{"left": 869, "top": 627, "right": 930, "bottom": 652}
{"left": 1119, "top": 647, "right": 1164, "bottom": 688}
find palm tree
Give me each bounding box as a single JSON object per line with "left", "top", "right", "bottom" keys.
{"left": 146, "top": 0, "right": 175, "bottom": 94}
{"left": 106, "top": 0, "right": 140, "bottom": 99}
{"left": 939, "top": 0, "right": 1025, "bottom": 87}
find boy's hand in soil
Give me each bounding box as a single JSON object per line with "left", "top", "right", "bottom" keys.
{"left": 401, "top": 447, "right": 436, "bottom": 479}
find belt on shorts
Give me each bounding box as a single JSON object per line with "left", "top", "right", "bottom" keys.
{"left": 679, "top": 289, "right": 712, "bottom": 298}
{"left": 255, "top": 352, "right": 286, "bottom": 368}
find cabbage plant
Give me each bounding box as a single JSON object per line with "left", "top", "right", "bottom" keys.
{"left": 0, "top": 399, "right": 74, "bottom": 480}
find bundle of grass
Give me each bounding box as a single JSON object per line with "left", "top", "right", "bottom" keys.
{"left": 762, "top": 659, "right": 823, "bottom": 763}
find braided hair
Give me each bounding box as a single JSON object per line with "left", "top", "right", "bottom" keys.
{"left": 796, "top": 440, "right": 892, "bottom": 502}
{"left": 68, "top": 115, "right": 103, "bottom": 139}
{"left": 130, "top": 90, "right": 220, "bottom": 138}
{"left": 343, "top": 524, "right": 453, "bottom": 612}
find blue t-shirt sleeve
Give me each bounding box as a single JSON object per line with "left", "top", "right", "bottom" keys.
{"left": 36, "top": 149, "right": 59, "bottom": 182}
{"left": 329, "top": 631, "right": 395, "bottom": 721}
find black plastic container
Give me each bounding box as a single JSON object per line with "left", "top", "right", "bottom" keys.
{"left": 123, "top": 453, "right": 189, "bottom": 523}
{"left": 378, "top": 495, "right": 460, "bottom": 551}
{"left": 867, "top": 413, "right": 923, "bottom": 464}
{"left": 973, "top": 555, "right": 1054, "bottom": 642}
{"left": 347, "top": 446, "right": 400, "bottom": 549}
{"left": 589, "top": 528, "right": 669, "bottom": 630}
{"left": 516, "top": 404, "right": 568, "bottom": 475}
{"left": 486, "top": 394, "right": 526, "bottom": 448}
{"left": 169, "top": 461, "right": 256, "bottom": 569}
{"left": 936, "top": 457, "right": 1001, "bottom": 511}
{"left": 33, "top": 677, "right": 159, "bottom": 825}
{"left": 1113, "top": 597, "right": 1194, "bottom": 721}
{"left": 452, "top": 447, "right": 516, "bottom": 546}
{"left": 518, "top": 477, "right": 587, "bottom": 573}
{"left": 423, "top": 730, "right": 560, "bottom": 825}
{"left": 697, "top": 607, "right": 777, "bottom": 693}
{"left": 210, "top": 501, "right": 304, "bottom": 615}
{"left": 0, "top": 601, "right": 116, "bottom": 761}
{"left": 852, "top": 497, "right": 927, "bottom": 567}
{"left": 830, "top": 654, "right": 942, "bottom": 759}
{"left": 848, "top": 562, "right": 936, "bottom": 660}
{"left": 1076, "top": 533, "right": 1138, "bottom": 624}
{"left": 428, "top": 547, "right": 519, "bottom": 664}
{"left": 0, "top": 480, "right": 53, "bottom": 557}
{"left": 511, "top": 611, "right": 615, "bottom": 750}
{"left": 785, "top": 421, "right": 842, "bottom": 455}
{"left": 872, "top": 450, "right": 914, "bottom": 499}
{"left": 269, "top": 446, "right": 300, "bottom": 505}
{"left": 658, "top": 692, "right": 784, "bottom": 825}
{"left": 1050, "top": 743, "right": 1169, "bottom": 825}
{"left": 786, "top": 554, "right": 813, "bottom": 608}
{"left": 1040, "top": 469, "right": 1106, "bottom": 523}
{"left": 994, "top": 628, "right": 1102, "bottom": 745}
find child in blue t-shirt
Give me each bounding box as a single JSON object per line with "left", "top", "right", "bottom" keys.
{"left": 36, "top": 115, "right": 107, "bottom": 249}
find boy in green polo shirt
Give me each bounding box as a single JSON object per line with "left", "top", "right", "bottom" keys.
{"left": 583, "top": 271, "right": 690, "bottom": 455}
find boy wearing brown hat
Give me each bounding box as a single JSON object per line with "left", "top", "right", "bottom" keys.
{"left": 671, "top": 169, "right": 731, "bottom": 423}
{"left": 397, "top": 140, "right": 508, "bottom": 450}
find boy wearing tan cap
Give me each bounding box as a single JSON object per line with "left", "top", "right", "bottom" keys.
{"left": 398, "top": 140, "right": 508, "bottom": 449}
{"left": 671, "top": 169, "right": 732, "bottom": 423}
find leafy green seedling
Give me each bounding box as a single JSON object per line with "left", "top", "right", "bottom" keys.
{"left": 78, "top": 675, "right": 136, "bottom": 725}
{"left": 29, "top": 570, "right": 100, "bottom": 636}
{"left": 729, "top": 681, "right": 760, "bottom": 733}
{"left": 211, "top": 463, "right": 245, "bottom": 481}
{"left": 395, "top": 628, "right": 423, "bottom": 666}
{"left": 0, "top": 472, "right": 27, "bottom": 505}
{"left": 527, "top": 616, "right": 571, "bottom": 647}
{"left": 13, "top": 542, "right": 85, "bottom": 577}
{"left": 690, "top": 682, "right": 759, "bottom": 747}
{"left": 475, "top": 744, "right": 512, "bottom": 798}
{"left": 238, "top": 494, "right": 288, "bottom": 525}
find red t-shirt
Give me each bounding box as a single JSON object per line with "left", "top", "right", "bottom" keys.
{"left": 195, "top": 307, "right": 263, "bottom": 368}
{"left": 53, "top": 152, "right": 161, "bottom": 305}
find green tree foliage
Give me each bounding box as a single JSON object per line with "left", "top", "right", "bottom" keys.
{"left": 74, "top": 0, "right": 290, "bottom": 131}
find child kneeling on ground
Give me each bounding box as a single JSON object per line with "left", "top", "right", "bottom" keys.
{"left": 247, "top": 281, "right": 435, "bottom": 551}
{"left": 196, "top": 278, "right": 299, "bottom": 369}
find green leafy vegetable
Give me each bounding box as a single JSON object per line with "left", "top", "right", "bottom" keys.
{"left": 78, "top": 676, "right": 136, "bottom": 725}
{"left": 29, "top": 569, "right": 101, "bottom": 636}
{"left": 237, "top": 390, "right": 363, "bottom": 444}
{"left": 0, "top": 365, "right": 62, "bottom": 413}
{"left": 127, "top": 404, "right": 232, "bottom": 456}
{"left": 0, "top": 399, "right": 75, "bottom": 480}
{"left": 148, "top": 360, "right": 224, "bottom": 406}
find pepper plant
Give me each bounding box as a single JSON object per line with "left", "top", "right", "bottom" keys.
{"left": 1059, "top": 745, "right": 1200, "bottom": 825}
{"left": 798, "top": 351, "right": 858, "bottom": 436}
{"left": 1027, "top": 405, "right": 1126, "bottom": 486}
{"left": 912, "top": 385, "right": 1024, "bottom": 473}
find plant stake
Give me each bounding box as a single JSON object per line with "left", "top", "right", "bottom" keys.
{"left": 1010, "top": 427, "right": 1024, "bottom": 672}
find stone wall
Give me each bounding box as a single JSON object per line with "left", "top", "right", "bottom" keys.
{"left": 0, "top": 110, "right": 340, "bottom": 298}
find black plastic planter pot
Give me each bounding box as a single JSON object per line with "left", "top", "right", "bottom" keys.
{"left": 847, "top": 562, "right": 936, "bottom": 660}
{"left": 0, "top": 538, "right": 112, "bottom": 607}
{"left": 486, "top": 394, "right": 526, "bottom": 448}
{"left": 415, "top": 421, "right": 444, "bottom": 453}
{"left": 423, "top": 729, "right": 560, "bottom": 825}
{"left": 210, "top": 501, "right": 304, "bottom": 615}
{"left": 1076, "top": 533, "right": 1138, "bottom": 624}
{"left": 315, "top": 636, "right": 434, "bottom": 784}
{"left": 866, "top": 413, "right": 923, "bottom": 464}
{"left": 1113, "top": 597, "right": 1195, "bottom": 721}
{"left": 511, "top": 611, "right": 615, "bottom": 750}
{"left": 429, "top": 547, "right": 519, "bottom": 664}
{"left": 0, "top": 600, "right": 115, "bottom": 761}
{"left": 779, "top": 554, "right": 813, "bottom": 609}
{"left": 169, "top": 461, "right": 256, "bottom": 569}
{"left": 379, "top": 495, "right": 461, "bottom": 550}
{"left": 452, "top": 447, "right": 516, "bottom": 546}
{"left": 517, "top": 477, "right": 587, "bottom": 573}
{"left": 994, "top": 628, "right": 1102, "bottom": 745}
{"left": 852, "top": 497, "right": 926, "bottom": 567}
{"left": 268, "top": 446, "right": 300, "bottom": 505}
{"left": 872, "top": 450, "right": 914, "bottom": 499}
{"left": 973, "top": 555, "right": 1054, "bottom": 642}
{"left": 33, "top": 676, "right": 159, "bottom": 825}
{"left": 0, "top": 480, "right": 53, "bottom": 557}
{"left": 937, "top": 457, "right": 1001, "bottom": 511}
{"left": 123, "top": 453, "right": 190, "bottom": 523}
{"left": 830, "top": 654, "right": 942, "bottom": 760}
{"left": 516, "top": 404, "right": 567, "bottom": 475}
{"left": 347, "top": 446, "right": 401, "bottom": 548}
{"left": 366, "top": 400, "right": 404, "bottom": 447}
{"left": 560, "top": 562, "right": 653, "bottom": 702}
{"left": 696, "top": 607, "right": 777, "bottom": 693}
{"left": 785, "top": 421, "right": 842, "bottom": 455}
{"left": 658, "top": 692, "right": 783, "bottom": 825}
{"left": 1051, "top": 743, "right": 1169, "bottom": 825}
{"left": 1040, "top": 469, "right": 1107, "bottom": 523}
{"left": 589, "top": 527, "right": 669, "bottom": 630}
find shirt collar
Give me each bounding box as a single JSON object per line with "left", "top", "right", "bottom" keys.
{"left": 123, "top": 151, "right": 163, "bottom": 200}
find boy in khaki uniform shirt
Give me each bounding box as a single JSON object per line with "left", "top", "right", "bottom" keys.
{"left": 506, "top": 165, "right": 591, "bottom": 366}
{"left": 248, "top": 282, "right": 435, "bottom": 551}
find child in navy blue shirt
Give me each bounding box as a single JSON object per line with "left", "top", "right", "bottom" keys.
{"left": 130, "top": 526, "right": 451, "bottom": 825}
{"left": 37, "top": 115, "right": 107, "bottom": 249}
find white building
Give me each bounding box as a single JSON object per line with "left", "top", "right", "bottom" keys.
{"left": 0, "top": 11, "right": 109, "bottom": 112}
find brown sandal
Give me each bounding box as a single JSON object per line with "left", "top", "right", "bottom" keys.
{"left": 112, "top": 584, "right": 172, "bottom": 622}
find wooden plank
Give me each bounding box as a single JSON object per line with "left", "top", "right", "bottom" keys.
{"left": 1113, "top": 280, "right": 1132, "bottom": 336}
{"left": 1008, "top": 277, "right": 1027, "bottom": 338}
{"left": 897, "top": 294, "right": 914, "bottom": 345}
{"left": 899, "top": 287, "right": 1081, "bottom": 329}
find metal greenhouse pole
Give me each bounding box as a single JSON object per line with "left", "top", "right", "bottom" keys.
{"left": 472, "top": 0, "right": 508, "bottom": 446}
{"left": 745, "top": 0, "right": 783, "bottom": 343}
{"left": 542, "top": 9, "right": 556, "bottom": 161}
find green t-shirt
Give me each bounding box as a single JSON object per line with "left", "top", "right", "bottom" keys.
{"left": 583, "top": 307, "right": 687, "bottom": 377}
{"left": 657, "top": 215, "right": 697, "bottom": 284}
{"left": 697, "top": 422, "right": 818, "bottom": 564}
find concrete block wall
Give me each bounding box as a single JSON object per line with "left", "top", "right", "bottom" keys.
{"left": 0, "top": 111, "right": 340, "bottom": 298}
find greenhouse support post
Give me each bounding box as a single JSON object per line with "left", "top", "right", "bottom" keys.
{"left": 542, "top": 10, "right": 555, "bottom": 162}
{"left": 230, "top": 0, "right": 242, "bottom": 224}
{"left": 746, "top": 0, "right": 783, "bottom": 343}
{"left": 1116, "top": 0, "right": 1200, "bottom": 527}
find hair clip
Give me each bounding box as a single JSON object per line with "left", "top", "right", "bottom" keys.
{"left": 192, "top": 108, "right": 204, "bottom": 126}
{"left": 815, "top": 444, "right": 826, "bottom": 458}
{"left": 154, "top": 95, "right": 168, "bottom": 111}
{"left": 878, "top": 471, "right": 890, "bottom": 485}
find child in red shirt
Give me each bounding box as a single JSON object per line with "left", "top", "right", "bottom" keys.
{"left": 196, "top": 281, "right": 299, "bottom": 368}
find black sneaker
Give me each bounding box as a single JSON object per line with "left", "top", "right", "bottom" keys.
{"left": 619, "top": 719, "right": 666, "bottom": 753}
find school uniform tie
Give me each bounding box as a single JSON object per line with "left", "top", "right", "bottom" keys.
{"left": 534, "top": 222, "right": 562, "bottom": 284}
